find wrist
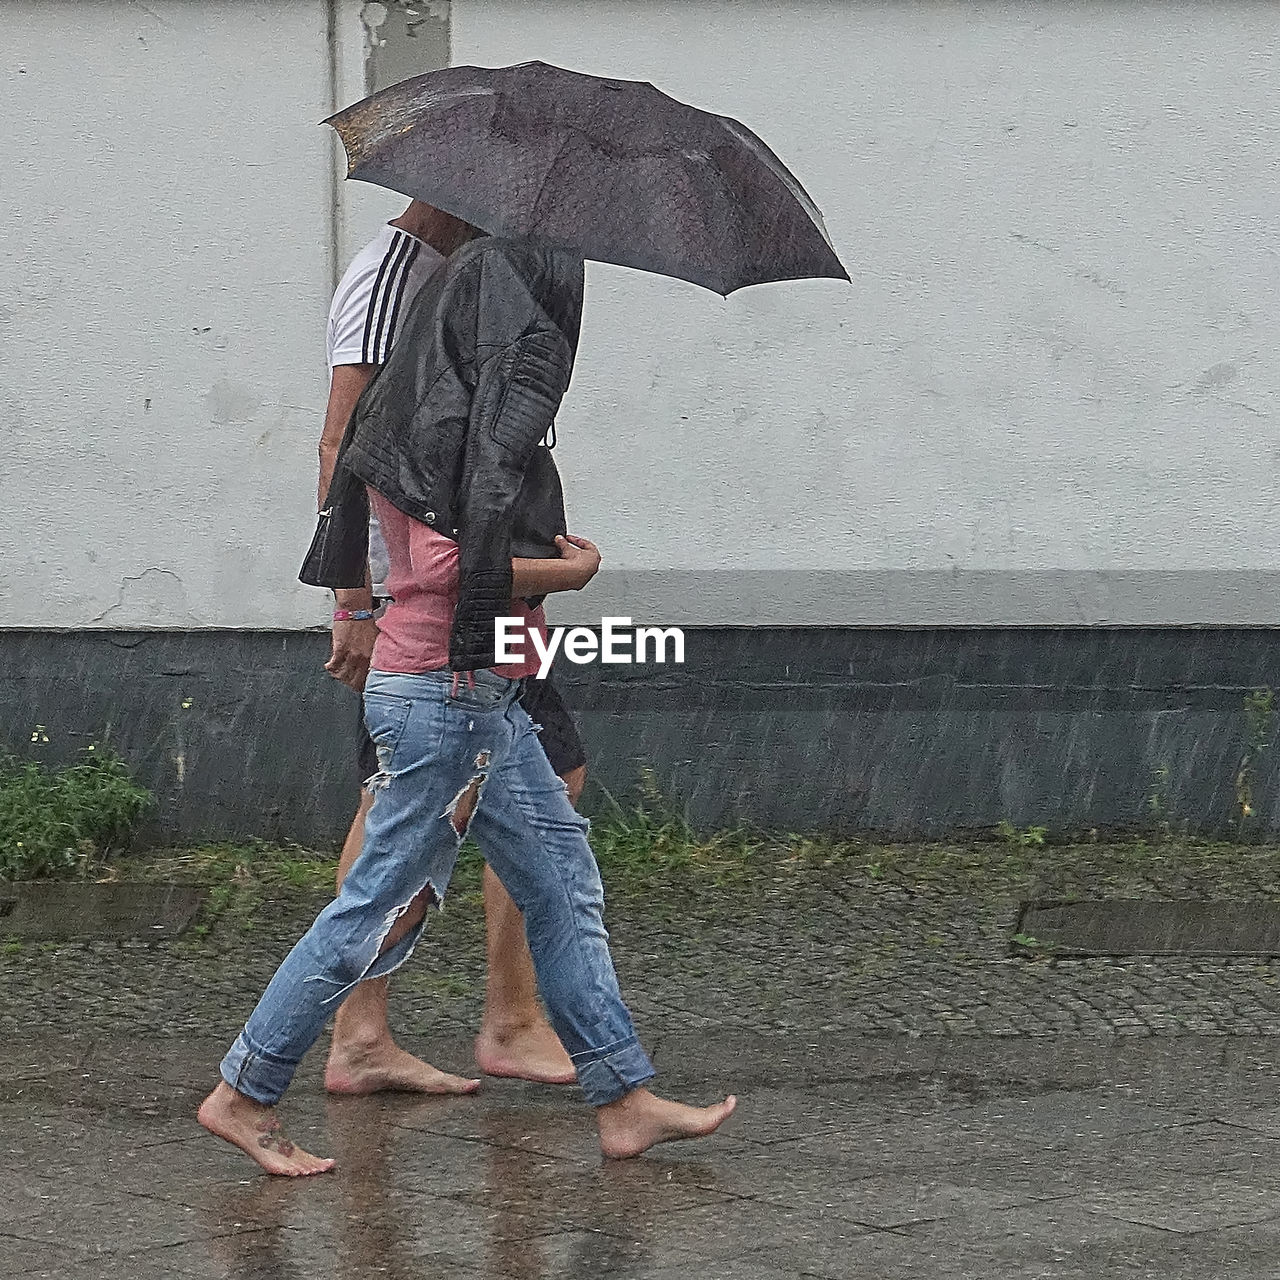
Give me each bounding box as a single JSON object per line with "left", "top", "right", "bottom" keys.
{"left": 334, "top": 588, "right": 373, "bottom": 611}
{"left": 332, "top": 609, "right": 376, "bottom": 622}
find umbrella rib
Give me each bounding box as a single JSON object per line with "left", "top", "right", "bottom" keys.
{"left": 527, "top": 129, "right": 577, "bottom": 232}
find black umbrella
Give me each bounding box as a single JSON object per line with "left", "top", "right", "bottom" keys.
{"left": 325, "top": 61, "right": 848, "bottom": 296}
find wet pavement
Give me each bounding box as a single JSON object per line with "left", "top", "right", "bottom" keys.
{"left": 7, "top": 1030, "right": 1280, "bottom": 1278}
{"left": 6, "top": 853, "right": 1280, "bottom": 1277}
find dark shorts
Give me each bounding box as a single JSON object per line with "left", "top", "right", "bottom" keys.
{"left": 357, "top": 672, "right": 587, "bottom": 785}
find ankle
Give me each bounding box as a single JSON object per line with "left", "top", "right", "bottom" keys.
{"left": 598, "top": 1086, "right": 648, "bottom": 1116}
{"left": 479, "top": 1013, "right": 548, "bottom": 1041}
{"left": 330, "top": 1027, "right": 394, "bottom": 1058}
{"left": 207, "top": 1080, "right": 262, "bottom": 1117}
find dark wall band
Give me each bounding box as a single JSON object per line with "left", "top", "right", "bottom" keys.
{"left": 1, "top": 627, "right": 1276, "bottom": 845}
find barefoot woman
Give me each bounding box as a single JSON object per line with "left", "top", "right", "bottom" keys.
{"left": 199, "top": 221, "right": 735, "bottom": 1175}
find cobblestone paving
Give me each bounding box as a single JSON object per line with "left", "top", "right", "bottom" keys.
{"left": 5, "top": 846, "right": 1280, "bottom": 1044}
{"left": 6, "top": 845, "right": 1280, "bottom": 1277}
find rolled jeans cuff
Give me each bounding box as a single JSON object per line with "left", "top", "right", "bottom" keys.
{"left": 220, "top": 1029, "right": 297, "bottom": 1106}
{"left": 572, "top": 1037, "right": 656, "bottom": 1107}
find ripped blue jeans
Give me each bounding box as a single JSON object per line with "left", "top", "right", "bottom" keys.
{"left": 220, "top": 668, "right": 654, "bottom": 1107}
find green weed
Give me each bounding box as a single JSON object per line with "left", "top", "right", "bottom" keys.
{"left": 588, "top": 769, "right": 762, "bottom": 888}
{"left": 0, "top": 745, "right": 153, "bottom": 881}
{"left": 1236, "top": 688, "right": 1275, "bottom": 836}
{"left": 1011, "top": 932, "right": 1056, "bottom": 957}
{"left": 1148, "top": 763, "right": 1174, "bottom": 842}
{"left": 998, "top": 820, "right": 1048, "bottom": 849}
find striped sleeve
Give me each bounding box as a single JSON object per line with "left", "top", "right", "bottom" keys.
{"left": 329, "top": 231, "right": 422, "bottom": 367}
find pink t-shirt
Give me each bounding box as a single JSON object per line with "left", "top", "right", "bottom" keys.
{"left": 369, "top": 491, "right": 546, "bottom": 678}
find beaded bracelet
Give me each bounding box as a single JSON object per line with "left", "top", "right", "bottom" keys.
{"left": 333, "top": 609, "right": 376, "bottom": 622}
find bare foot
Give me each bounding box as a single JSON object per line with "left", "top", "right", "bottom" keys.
{"left": 324, "top": 1037, "right": 481, "bottom": 1096}
{"left": 597, "top": 1088, "right": 737, "bottom": 1160}
{"left": 474, "top": 1019, "right": 576, "bottom": 1085}
{"left": 198, "top": 1081, "right": 335, "bottom": 1177}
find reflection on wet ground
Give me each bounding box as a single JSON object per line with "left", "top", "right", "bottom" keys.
{"left": 7, "top": 1029, "right": 1280, "bottom": 1278}
{"left": 10, "top": 857, "right": 1280, "bottom": 1277}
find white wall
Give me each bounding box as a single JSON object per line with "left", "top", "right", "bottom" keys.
{"left": 452, "top": 0, "right": 1280, "bottom": 625}
{"left": 3, "top": 0, "right": 1278, "bottom": 630}
{"left": 1, "top": 0, "right": 337, "bottom": 629}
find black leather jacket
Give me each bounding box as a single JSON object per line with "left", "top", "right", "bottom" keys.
{"left": 300, "top": 236, "right": 585, "bottom": 670}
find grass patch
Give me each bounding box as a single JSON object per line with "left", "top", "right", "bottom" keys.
{"left": 111, "top": 841, "right": 340, "bottom": 938}
{"left": 77, "top": 771, "right": 1280, "bottom": 946}
{"left": 120, "top": 842, "right": 338, "bottom": 895}
{"left": 120, "top": 827, "right": 1280, "bottom": 906}
{"left": 587, "top": 771, "right": 766, "bottom": 889}
{"left": 0, "top": 745, "right": 153, "bottom": 881}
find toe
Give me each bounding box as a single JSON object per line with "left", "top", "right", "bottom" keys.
{"left": 437, "top": 1072, "right": 482, "bottom": 1095}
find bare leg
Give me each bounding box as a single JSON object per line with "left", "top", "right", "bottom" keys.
{"left": 473, "top": 865, "right": 576, "bottom": 1083}
{"left": 474, "top": 764, "right": 586, "bottom": 1084}
{"left": 560, "top": 763, "right": 587, "bottom": 809}
{"left": 469, "top": 752, "right": 736, "bottom": 1156}
{"left": 200, "top": 868, "right": 469, "bottom": 1172}
{"left": 324, "top": 789, "right": 480, "bottom": 1096}
{"left": 597, "top": 1089, "right": 738, "bottom": 1160}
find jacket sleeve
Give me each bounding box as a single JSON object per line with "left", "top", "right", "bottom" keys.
{"left": 450, "top": 326, "right": 575, "bottom": 669}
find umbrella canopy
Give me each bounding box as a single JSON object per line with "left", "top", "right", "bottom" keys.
{"left": 326, "top": 61, "right": 848, "bottom": 296}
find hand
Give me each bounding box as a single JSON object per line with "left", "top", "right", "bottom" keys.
{"left": 325, "top": 618, "right": 377, "bottom": 691}
{"left": 555, "top": 534, "right": 602, "bottom": 591}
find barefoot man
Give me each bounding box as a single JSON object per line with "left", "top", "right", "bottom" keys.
{"left": 319, "top": 200, "right": 588, "bottom": 1096}
{"left": 200, "top": 217, "right": 735, "bottom": 1174}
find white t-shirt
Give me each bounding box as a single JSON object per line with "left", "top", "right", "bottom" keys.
{"left": 327, "top": 223, "right": 444, "bottom": 369}
{"left": 326, "top": 224, "right": 445, "bottom": 588}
